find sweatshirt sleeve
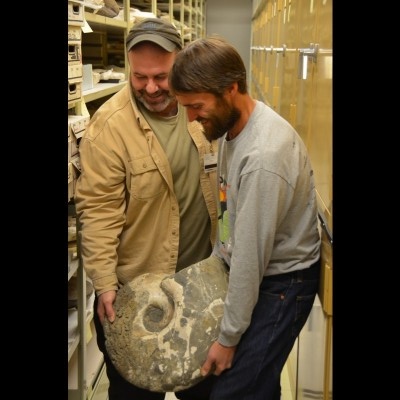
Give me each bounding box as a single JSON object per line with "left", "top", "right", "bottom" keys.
{"left": 217, "top": 169, "right": 292, "bottom": 347}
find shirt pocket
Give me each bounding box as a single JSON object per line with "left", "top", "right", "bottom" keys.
{"left": 129, "top": 156, "right": 167, "bottom": 200}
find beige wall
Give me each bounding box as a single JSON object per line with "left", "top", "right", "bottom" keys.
{"left": 251, "top": 1, "right": 332, "bottom": 399}
{"left": 251, "top": 0, "right": 332, "bottom": 233}
{"left": 206, "top": 0, "right": 253, "bottom": 88}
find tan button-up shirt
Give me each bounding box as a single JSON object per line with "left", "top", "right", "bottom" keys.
{"left": 75, "top": 84, "right": 218, "bottom": 295}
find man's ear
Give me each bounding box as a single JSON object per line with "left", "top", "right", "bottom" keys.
{"left": 226, "top": 82, "right": 238, "bottom": 96}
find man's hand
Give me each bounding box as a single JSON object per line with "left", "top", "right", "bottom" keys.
{"left": 97, "top": 290, "right": 117, "bottom": 324}
{"left": 200, "top": 341, "right": 237, "bottom": 376}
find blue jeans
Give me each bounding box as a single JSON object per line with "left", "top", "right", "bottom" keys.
{"left": 210, "top": 260, "right": 320, "bottom": 400}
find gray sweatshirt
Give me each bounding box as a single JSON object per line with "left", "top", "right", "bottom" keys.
{"left": 213, "top": 100, "right": 321, "bottom": 347}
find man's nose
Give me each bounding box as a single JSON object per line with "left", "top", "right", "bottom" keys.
{"left": 146, "top": 79, "right": 159, "bottom": 94}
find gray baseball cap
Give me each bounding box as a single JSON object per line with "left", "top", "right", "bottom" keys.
{"left": 126, "top": 18, "right": 183, "bottom": 52}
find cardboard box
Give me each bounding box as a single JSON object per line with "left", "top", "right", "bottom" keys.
{"left": 68, "top": 1, "right": 84, "bottom": 26}
{"left": 68, "top": 162, "right": 74, "bottom": 201}
{"left": 68, "top": 115, "right": 89, "bottom": 136}
{"left": 68, "top": 64, "right": 83, "bottom": 80}
{"left": 68, "top": 155, "right": 82, "bottom": 201}
{"left": 68, "top": 42, "right": 81, "bottom": 64}
{"left": 68, "top": 79, "right": 82, "bottom": 102}
{"left": 68, "top": 25, "right": 82, "bottom": 43}
{"left": 68, "top": 115, "right": 89, "bottom": 156}
{"left": 71, "top": 155, "right": 82, "bottom": 173}
{"left": 70, "top": 137, "right": 79, "bottom": 159}
{"left": 68, "top": 137, "right": 72, "bottom": 163}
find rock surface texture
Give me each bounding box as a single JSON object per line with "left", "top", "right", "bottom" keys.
{"left": 103, "top": 255, "right": 229, "bottom": 392}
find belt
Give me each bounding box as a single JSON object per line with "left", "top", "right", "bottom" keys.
{"left": 264, "top": 259, "right": 320, "bottom": 282}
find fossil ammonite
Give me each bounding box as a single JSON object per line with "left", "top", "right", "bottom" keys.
{"left": 103, "top": 255, "right": 229, "bottom": 392}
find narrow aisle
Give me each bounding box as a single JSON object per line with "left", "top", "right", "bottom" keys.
{"left": 280, "top": 363, "right": 294, "bottom": 400}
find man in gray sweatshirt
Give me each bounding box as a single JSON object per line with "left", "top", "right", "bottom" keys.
{"left": 169, "top": 36, "right": 321, "bottom": 400}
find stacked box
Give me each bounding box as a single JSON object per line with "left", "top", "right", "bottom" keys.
{"left": 68, "top": 155, "right": 82, "bottom": 202}
{"left": 68, "top": 42, "right": 81, "bottom": 64}
{"left": 68, "top": 25, "right": 82, "bottom": 42}
{"left": 68, "top": 115, "right": 89, "bottom": 162}
{"left": 68, "top": 64, "right": 83, "bottom": 80}
{"left": 67, "top": 114, "right": 88, "bottom": 200}
{"left": 68, "top": 2, "right": 83, "bottom": 107}
{"left": 68, "top": 162, "right": 74, "bottom": 201}
{"left": 68, "top": 1, "right": 84, "bottom": 26}
{"left": 68, "top": 0, "right": 85, "bottom": 202}
{"left": 68, "top": 81, "right": 82, "bottom": 103}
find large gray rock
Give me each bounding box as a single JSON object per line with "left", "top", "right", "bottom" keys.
{"left": 103, "top": 255, "right": 229, "bottom": 392}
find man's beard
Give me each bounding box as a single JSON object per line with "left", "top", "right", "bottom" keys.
{"left": 200, "top": 98, "right": 241, "bottom": 141}
{"left": 134, "top": 88, "right": 175, "bottom": 113}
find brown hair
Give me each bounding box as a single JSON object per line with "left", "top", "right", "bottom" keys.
{"left": 169, "top": 36, "right": 247, "bottom": 97}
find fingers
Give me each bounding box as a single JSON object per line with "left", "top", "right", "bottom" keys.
{"left": 201, "top": 341, "right": 236, "bottom": 376}
{"left": 200, "top": 359, "right": 214, "bottom": 377}
{"left": 97, "top": 291, "right": 117, "bottom": 324}
{"left": 105, "top": 303, "right": 116, "bottom": 323}
{"left": 212, "top": 362, "right": 230, "bottom": 376}
{"left": 201, "top": 358, "right": 230, "bottom": 377}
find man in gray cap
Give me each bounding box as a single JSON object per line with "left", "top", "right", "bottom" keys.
{"left": 75, "top": 18, "right": 219, "bottom": 400}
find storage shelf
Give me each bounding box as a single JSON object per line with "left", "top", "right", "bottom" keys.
{"left": 68, "top": 319, "right": 104, "bottom": 392}
{"left": 83, "top": 81, "right": 126, "bottom": 103}
{"left": 68, "top": 290, "right": 96, "bottom": 362}
{"left": 68, "top": 308, "right": 80, "bottom": 362}
{"left": 68, "top": 3, "right": 206, "bottom": 400}
{"left": 69, "top": 3, "right": 130, "bottom": 400}
{"left": 69, "top": 99, "right": 81, "bottom": 109}
{"left": 89, "top": 362, "right": 108, "bottom": 400}
{"left": 85, "top": 12, "right": 127, "bottom": 30}
{"left": 68, "top": 257, "right": 79, "bottom": 281}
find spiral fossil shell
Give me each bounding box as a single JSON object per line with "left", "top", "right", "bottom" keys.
{"left": 103, "top": 255, "right": 229, "bottom": 392}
